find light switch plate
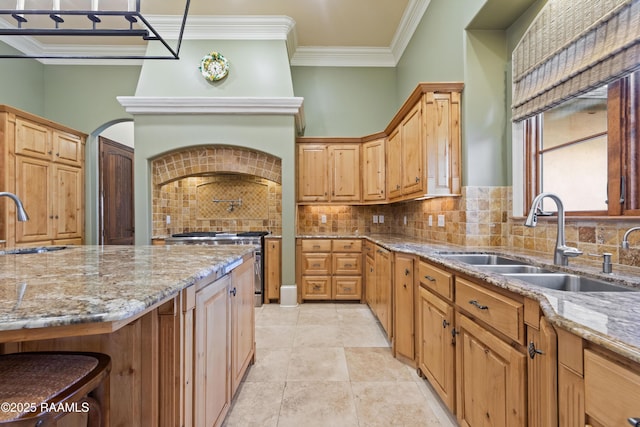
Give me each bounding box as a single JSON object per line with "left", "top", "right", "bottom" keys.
{"left": 321, "top": 214, "right": 327, "bottom": 224}
{"left": 428, "top": 215, "right": 433, "bottom": 226}
{"left": 166, "top": 215, "right": 171, "bottom": 224}
{"left": 379, "top": 215, "right": 384, "bottom": 223}
{"left": 373, "top": 215, "right": 379, "bottom": 224}
{"left": 437, "top": 214, "right": 445, "bottom": 227}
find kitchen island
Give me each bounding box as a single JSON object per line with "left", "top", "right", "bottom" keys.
{"left": 0, "top": 245, "right": 257, "bottom": 427}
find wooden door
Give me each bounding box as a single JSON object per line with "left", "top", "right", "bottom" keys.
{"left": 401, "top": 102, "right": 424, "bottom": 196}
{"left": 297, "top": 144, "right": 329, "bottom": 202}
{"left": 456, "top": 313, "right": 527, "bottom": 427}
{"left": 362, "top": 138, "right": 386, "bottom": 201}
{"left": 15, "top": 156, "right": 53, "bottom": 243}
{"left": 265, "top": 238, "right": 281, "bottom": 301}
{"left": 386, "top": 127, "right": 402, "bottom": 199}
{"left": 53, "top": 164, "right": 83, "bottom": 241}
{"left": 100, "top": 137, "right": 134, "bottom": 245}
{"left": 329, "top": 144, "right": 361, "bottom": 202}
{"left": 418, "top": 286, "right": 455, "bottom": 412}
{"left": 231, "top": 259, "right": 256, "bottom": 396}
{"left": 195, "top": 276, "right": 231, "bottom": 427}
{"left": 394, "top": 254, "right": 414, "bottom": 361}
{"left": 527, "top": 317, "right": 558, "bottom": 427}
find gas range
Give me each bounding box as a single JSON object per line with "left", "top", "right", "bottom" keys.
{"left": 165, "top": 231, "right": 269, "bottom": 245}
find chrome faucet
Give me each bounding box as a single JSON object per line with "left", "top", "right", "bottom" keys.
{"left": 621, "top": 226, "right": 640, "bottom": 249}
{"left": 0, "top": 192, "right": 29, "bottom": 221}
{"left": 525, "top": 193, "right": 582, "bottom": 265}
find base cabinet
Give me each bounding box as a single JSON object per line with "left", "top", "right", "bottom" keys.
{"left": 265, "top": 237, "right": 282, "bottom": 302}
{"left": 366, "top": 244, "right": 391, "bottom": 338}
{"left": 393, "top": 253, "right": 415, "bottom": 362}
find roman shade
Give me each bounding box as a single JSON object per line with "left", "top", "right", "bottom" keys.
{"left": 512, "top": 0, "right": 640, "bottom": 122}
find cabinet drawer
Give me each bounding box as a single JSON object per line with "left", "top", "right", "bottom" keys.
{"left": 364, "top": 240, "right": 376, "bottom": 259}
{"left": 334, "top": 276, "right": 362, "bottom": 300}
{"left": 584, "top": 349, "right": 640, "bottom": 427}
{"left": 332, "top": 239, "right": 362, "bottom": 252}
{"left": 301, "top": 239, "right": 332, "bottom": 252}
{"left": 301, "top": 276, "right": 331, "bottom": 299}
{"left": 419, "top": 260, "right": 453, "bottom": 301}
{"left": 333, "top": 253, "right": 362, "bottom": 275}
{"left": 455, "top": 277, "right": 524, "bottom": 344}
{"left": 301, "top": 253, "right": 331, "bottom": 275}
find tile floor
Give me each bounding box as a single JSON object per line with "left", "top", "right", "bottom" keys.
{"left": 222, "top": 302, "right": 458, "bottom": 427}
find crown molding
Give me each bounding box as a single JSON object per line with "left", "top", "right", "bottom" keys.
{"left": 0, "top": 0, "right": 429, "bottom": 67}
{"left": 117, "top": 96, "right": 306, "bottom": 135}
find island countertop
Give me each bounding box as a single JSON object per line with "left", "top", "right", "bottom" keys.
{"left": 0, "top": 245, "right": 255, "bottom": 335}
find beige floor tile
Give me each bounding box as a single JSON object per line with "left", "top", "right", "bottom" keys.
{"left": 340, "top": 321, "right": 390, "bottom": 347}
{"left": 297, "top": 307, "right": 340, "bottom": 325}
{"left": 255, "top": 304, "right": 299, "bottom": 326}
{"left": 255, "top": 325, "right": 295, "bottom": 349}
{"left": 345, "top": 347, "right": 415, "bottom": 382}
{"left": 287, "top": 346, "right": 349, "bottom": 381}
{"left": 221, "top": 381, "right": 284, "bottom": 427}
{"left": 278, "top": 381, "right": 359, "bottom": 427}
{"left": 293, "top": 324, "right": 343, "bottom": 347}
{"left": 244, "top": 348, "right": 291, "bottom": 382}
{"left": 351, "top": 381, "right": 445, "bottom": 426}
{"left": 337, "top": 304, "right": 378, "bottom": 323}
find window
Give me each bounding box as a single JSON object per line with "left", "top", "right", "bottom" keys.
{"left": 524, "top": 71, "right": 640, "bottom": 216}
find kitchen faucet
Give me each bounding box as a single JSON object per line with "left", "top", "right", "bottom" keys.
{"left": 525, "top": 192, "right": 582, "bottom": 265}
{"left": 0, "top": 192, "right": 29, "bottom": 221}
{"left": 621, "top": 226, "right": 640, "bottom": 249}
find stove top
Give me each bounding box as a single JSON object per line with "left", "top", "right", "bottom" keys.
{"left": 169, "top": 231, "right": 269, "bottom": 238}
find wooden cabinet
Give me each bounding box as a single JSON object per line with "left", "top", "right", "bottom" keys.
{"left": 386, "top": 126, "right": 402, "bottom": 199}
{"left": 393, "top": 253, "right": 415, "bottom": 362}
{"left": 417, "top": 260, "right": 455, "bottom": 412}
{"left": 0, "top": 106, "right": 86, "bottom": 247}
{"left": 297, "top": 142, "right": 360, "bottom": 203}
{"left": 298, "top": 238, "right": 362, "bottom": 301}
{"left": 454, "top": 277, "right": 526, "bottom": 427}
{"left": 365, "top": 244, "right": 392, "bottom": 338}
{"left": 231, "top": 258, "right": 256, "bottom": 396}
{"left": 264, "top": 237, "right": 281, "bottom": 303}
{"left": 362, "top": 137, "right": 386, "bottom": 201}
{"left": 399, "top": 101, "right": 424, "bottom": 196}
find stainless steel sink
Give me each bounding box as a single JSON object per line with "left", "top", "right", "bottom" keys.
{"left": 437, "top": 253, "right": 524, "bottom": 265}
{"left": 504, "top": 273, "right": 637, "bottom": 292}
{"left": 2, "top": 246, "right": 69, "bottom": 255}
{"left": 474, "top": 265, "right": 553, "bottom": 274}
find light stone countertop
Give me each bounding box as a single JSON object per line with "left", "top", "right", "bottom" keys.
{"left": 0, "top": 245, "right": 256, "bottom": 333}
{"left": 299, "top": 233, "right": 640, "bottom": 364}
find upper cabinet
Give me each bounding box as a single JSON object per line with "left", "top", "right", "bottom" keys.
{"left": 296, "top": 82, "right": 463, "bottom": 205}
{"left": 0, "top": 105, "right": 86, "bottom": 247}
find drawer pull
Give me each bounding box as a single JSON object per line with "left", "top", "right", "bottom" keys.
{"left": 343, "top": 245, "right": 351, "bottom": 249}
{"left": 528, "top": 342, "right": 544, "bottom": 359}
{"left": 469, "top": 300, "right": 489, "bottom": 310}
{"left": 313, "top": 245, "right": 321, "bottom": 249}
{"left": 628, "top": 418, "right": 640, "bottom": 427}
{"left": 343, "top": 287, "right": 352, "bottom": 292}
{"left": 424, "top": 275, "right": 436, "bottom": 282}
{"left": 313, "top": 285, "right": 321, "bottom": 290}
{"left": 345, "top": 263, "right": 353, "bottom": 267}
{"left": 312, "top": 264, "right": 321, "bottom": 268}
{"left": 405, "top": 268, "right": 410, "bottom": 276}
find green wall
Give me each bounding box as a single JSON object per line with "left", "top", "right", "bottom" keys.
{"left": 0, "top": 42, "right": 45, "bottom": 115}
{"left": 291, "top": 67, "right": 397, "bottom": 137}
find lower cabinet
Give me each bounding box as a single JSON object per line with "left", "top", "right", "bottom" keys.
{"left": 455, "top": 313, "right": 527, "bottom": 427}
{"left": 264, "top": 237, "right": 282, "bottom": 302}
{"left": 366, "top": 244, "right": 392, "bottom": 338}
{"left": 393, "top": 253, "right": 415, "bottom": 362}
{"left": 231, "top": 259, "right": 256, "bottom": 396}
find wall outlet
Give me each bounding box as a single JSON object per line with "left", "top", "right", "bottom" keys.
{"left": 379, "top": 215, "right": 384, "bottom": 224}
{"left": 373, "top": 215, "right": 379, "bottom": 224}
{"left": 321, "top": 214, "right": 327, "bottom": 224}
{"left": 428, "top": 215, "right": 433, "bottom": 226}
{"left": 166, "top": 215, "right": 171, "bottom": 225}
{"left": 403, "top": 215, "right": 407, "bottom": 225}
{"left": 437, "top": 214, "right": 445, "bottom": 227}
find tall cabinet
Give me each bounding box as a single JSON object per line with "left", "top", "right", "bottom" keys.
{"left": 0, "top": 106, "right": 86, "bottom": 247}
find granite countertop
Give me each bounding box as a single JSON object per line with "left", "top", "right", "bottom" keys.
{"left": 300, "top": 233, "right": 640, "bottom": 364}
{"left": 0, "top": 245, "right": 255, "bottom": 332}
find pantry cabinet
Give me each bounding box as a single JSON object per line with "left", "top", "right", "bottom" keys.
{"left": 0, "top": 105, "right": 86, "bottom": 247}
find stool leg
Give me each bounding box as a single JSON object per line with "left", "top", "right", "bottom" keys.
{"left": 89, "top": 373, "right": 110, "bottom": 427}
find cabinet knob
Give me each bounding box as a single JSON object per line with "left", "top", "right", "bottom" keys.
{"left": 405, "top": 268, "right": 410, "bottom": 276}
{"left": 442, "top": 320, "right": 450, "bottom": 328}
{"left": 229, "top": 287, "right": 237, "bottom": 297}
{"left": 415, "top": 176, "right": 420, "bottom": 183}
{"left": 528, "top": 342, "right": 544, "bottom": 359}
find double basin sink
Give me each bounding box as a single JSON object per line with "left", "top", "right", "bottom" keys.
{"left": 438, "top": 253, "right": 636, "bottom": 292}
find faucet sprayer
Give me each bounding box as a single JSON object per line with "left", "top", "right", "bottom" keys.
{"left": 0, "top": 192, "right": 29, "bottom": 222}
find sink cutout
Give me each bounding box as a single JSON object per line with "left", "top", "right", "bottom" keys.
{"left": 505, "top": 273, "right": 637, "bottom": 292}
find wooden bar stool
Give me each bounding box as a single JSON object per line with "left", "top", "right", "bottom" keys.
{"left": 0, "top": 352, "right": 111, "bottom": 427}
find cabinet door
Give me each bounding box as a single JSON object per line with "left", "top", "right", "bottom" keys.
{"left": 328, "top": 144, "right": 361, "bottom": 202}
{"left": 265, "top": 239, "right": 281, "bottom": 302}
{"left": 53, "top": 164, "right": 83, "bottom": 241}
{"left": 297, "top": 144, "right": 328, "bottom": 202}
{"left": 376, "top": 247, "right": 392, "bottom": 338}
{"left": 332, "top": 253, "right": 361, "bottom": 275}
{"left": 15, "top": 156, "right": 54, "bottom": 243}
{"left": 231, "top": 259, "right": 255, "bottom": 397}
{"left": 301, "top": 253, "right": 331, "bottom": 275}
{"left": 527, "top": 317, "right": 558, "bottom": 427}
{"left": 456, "top": 313, "right": 527, "bottom": 427}
{"left": 301, "top": 276, "right": 332, "bottom": 300}
{"left": 401, "top": 102, "right": 424, "bottom": 196}
{"left": 362, "top": 138, "right": 386, "bottom": 201}
{"left": 52, "top": 130, "right": 83, "bottom": 166}
{"left": 386, "top": 126, "right": 402, "bottom": 199}
{"left": 365, "top": 254, "right": 376, "bottom": 308}
{"left": 394, "top": 254, "right": 414, "bottom": 361}
{"left": 15, "top": 117, "right": 51, "bottom": 160}
{"left": 425, "top": 92, "right": 462, "bottom": 195}
{"left": 418, "top": 287, "right": 455, "bottom": 412}
{"left": 333, "top": 276, "right": 362, "bottom": 300}
{"left": 195, "top": 276, "right": 231, "bottom": 427}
